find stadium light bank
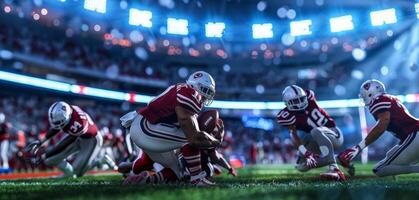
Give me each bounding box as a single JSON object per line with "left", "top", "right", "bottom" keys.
{"left": 0, "top": 70, "right": 418, "bottom": 110}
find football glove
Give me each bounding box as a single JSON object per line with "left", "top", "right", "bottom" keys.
{"left": 303, "top": 151, "right": 319, "bottom": 168}
{"left": 339, "top": 145, "right": 361, "bottom": 164}
{"left": 24, "top": 140, "right": 41, "bottom": 155}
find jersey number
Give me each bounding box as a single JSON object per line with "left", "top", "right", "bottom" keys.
{"left": 70, "top": 121, "right": 82, "bottom": 133}
{"left": 307, "top": 108, "right": 328, "bottom": 127}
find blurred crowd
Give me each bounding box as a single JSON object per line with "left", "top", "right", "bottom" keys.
{"left": 0, "top": 15, "right": 356, "bottom": 101}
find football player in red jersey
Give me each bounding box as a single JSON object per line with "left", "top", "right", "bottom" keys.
{"left": 121, "top": 71, "right": 220, "bottom": 186}
{"left": 339, "top": 80, "right": 419, "bottom": 177}
{"left": 277, "top": 85, "right": 348, "bottom": 181}
{"left": 25, "top": 101, "right": 103, "bottom": 178}
{"left": 0, "top": 113, "right": 11, "bottom": 169}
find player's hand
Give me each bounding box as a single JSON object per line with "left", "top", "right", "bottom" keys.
{"left": 228, "top": 167, "right": 238, "bottom": 177}
{"left": 24, "top": 140, "right": 41, "bottom": 155}
{"left": 303, "top": 151, "right": 319, "bottom": 168}
{"left": 339, "top": 145, "right": 361, "bottom": 163}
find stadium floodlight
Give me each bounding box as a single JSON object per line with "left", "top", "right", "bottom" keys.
{"left": 252, "top": 23, "right": 273, "bottom": 39}
{"left": 330, "top": 15, "right": 354, "bottom": 32}
{"left": 167, "top": 18, "right": 189, "bottom": 35}
{"left": 205, "top": 22, "right": 225, "bottom": 38}
{"left": 290, "top": 20, "right": 312, "bottom": 36}
{"left": 129, "top": 9, "right": 152, "bottom": 28}
{"left": 370, "top": 8, "right": 397, "bottom": 26}
{"left": 84, "top": 0, "right": 106, "bottom": 13}
{"left": 416, "top": 3, "right": 419, "bottom": 19}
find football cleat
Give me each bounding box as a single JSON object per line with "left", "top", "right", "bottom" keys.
{"left": 337, "top": 154, "right": 356, "bottom": 177}
{"left": 123, "top": 171, "right": 151, "bottom": 185}
{"left": 320, "top": 168, "right": 347, "bottom": 181}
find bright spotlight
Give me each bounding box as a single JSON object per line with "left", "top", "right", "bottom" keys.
{"left": 205, "top": 22, "right": 225, "bottom": 38}
{"left": 290, "top": 20, "right": 312, "bottom": 36}
{"left": 167, "top": 18, "right": 189, "bottom": 35}
{"left": 330, "top": 15, "right": 354, "bottom": 32}
{"left": 252, "top": 23, "right": 273, "bottom": 39}
{"left": 415, "top": 3, "right": 419, "bottom": 19}
{"left": 352, "top": 48, "right": 366, "bottom": 61}
{"left": 129, "top": 9, "right": 152, "bottom": 28}
{"left": 370, "top": 8, "right": 397, "bottom": 26}
{"left": 84, "top": 0, "right": 107, "bottom": 13}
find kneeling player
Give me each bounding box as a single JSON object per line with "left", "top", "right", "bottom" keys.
{"left": 339, "top": 80, "right": 419, "bottom": 177}
{"left": 26, "top": 102, "right": 102, "bottom": 178}
{"left": 277, "top": 85, "right": 348, "bottom": 181}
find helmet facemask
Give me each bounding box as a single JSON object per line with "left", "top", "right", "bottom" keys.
{"left": 195, "top": 82, "right": 215, "bottom": 106}
{"left": 285, "top": 96, "right": 308, "bottom": 111}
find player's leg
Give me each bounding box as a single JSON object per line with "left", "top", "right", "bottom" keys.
{"left": 44, "top": 137, "right": 79, "bottom": 178}
{"left": 0, "top": 140, "right": 9, "bottom": 168}
{"left": 129, "top": 115, "right": 187, "bottom": 152}
{"left": 181, "top": 144, "right": 207, "bottom": 181}
{"left": 373, "top": 132, "right": 419, "bottom": 177}
{"left": 72, "top": 134, "right": 103, "bottom": 177}
{"left": 310, "top": 127, "right": 341, "bottom": 167}
{"left": 124, "top": 150, "right": 181, "bottom": 184}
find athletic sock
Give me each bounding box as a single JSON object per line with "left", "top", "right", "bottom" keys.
{"left": 181, "top": 144, "right": 202, "bottom": 177}
{"left": 132, "top": 152, "right": 154, "bottom": 174}
{"left": 147, "top": 168, "right": 178, "bottom": 184}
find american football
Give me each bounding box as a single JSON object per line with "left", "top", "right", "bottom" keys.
{"left": 0, "top": 0, "right": 418, "bottom": 200}
{"left": 198, "top": 110, "right": 219, "bottom": 133}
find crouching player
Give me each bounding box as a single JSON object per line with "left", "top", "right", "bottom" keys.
{"left": 339, "top": 80, "right": 419, "bottom": 177}
{"left": 277, "top": 85, "right": 349, "bottom": 181}
{"left": 120, "top": 71, "right": 220, "bottom": 186}
{"left": 119, "top": 119, "right": 237, "bottom": 182}
{"left": 25, "top": 101, "right": 102, "bottom": 178}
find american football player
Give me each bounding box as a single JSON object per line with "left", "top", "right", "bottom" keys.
{"left": 276, "top": 85, "right": 348, "bottom": 181}
{"left": 0, "top": 113, "right": 11, "bottom": 169}
{"left": 25, "top": 101, "right": 103, "bottom": 178}
{"left": 120, "top": 71, "right": 221, "bottom": 186}
{"left": 339, "top": 80, "right": 419, "bottom": 177}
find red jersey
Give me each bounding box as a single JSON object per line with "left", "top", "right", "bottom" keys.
{"left": 139, "top": 83, "right": 204, "bottom": 125}
{"left": 368, "top": 94, "right": 419, "bottom": 142}
{"left": 58, "top": 106, "right": 98, "bottom": 138}
{"left": 277, "top": 90, "right": 336, "bottom": 133}
{"left": 0, "top": 122, "right": 10, "bottom": 141}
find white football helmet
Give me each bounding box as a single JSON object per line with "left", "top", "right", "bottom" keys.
{"left": 282, "top": 85, "right": 308, "bottom": 111}
{"left": 186, "top": 71, "right": 216, "bottom": 105}
{"left": 359, "top": 79, "right": 386, "bottom": 106}
{"left": 48, "top": 101, "right": 73, "bottom": 129}
{"left": 0, "top": 113, "right": 5, "bottom": 123}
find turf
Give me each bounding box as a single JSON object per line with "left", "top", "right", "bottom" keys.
{"left": 1, "top": 164, "right": 419, "bottom": 200}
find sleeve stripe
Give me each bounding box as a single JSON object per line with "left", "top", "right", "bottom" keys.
{"left": 277, "top": 119, "right": 296, "bottom": 126}
{"left": 177, "top": 98, "right": 200, "bottom": 113}
{"left": 371, "top": 105, "right": 391, "bottom": 114}
{"left": 369, "top": 101, "right": 391, "bottom": 111}
{"left": 177, "top": 94, "right": 201, "bottom": 111}
{"left": 277, "top": 116, "right": 296, "bottom": 123}
{"left": 307, "top": 91, "right": 314, "bottom": 100}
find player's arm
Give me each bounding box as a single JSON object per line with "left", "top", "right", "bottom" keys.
{"left": 340, "top": 111, "right": 390, "bottom": 161}
{"left": 45, "top": 135, "right": 77, "bottom": 158}
{"left": 208, "top": 150, "right": 237, "bottom": 176}
{"left": 363, "top": 111, "right": 390, "bottom": 146}
{"left": 175, "top": 106, "right": 220, "bottom": 148}
{"left": 40, "top": 128, "right": 61, "bottom": 144}
{"left": 24, "top": 128, "right": 60, "bottom": 154}
{"left": 288, "top": 125, "right": 318, "bottom": 167}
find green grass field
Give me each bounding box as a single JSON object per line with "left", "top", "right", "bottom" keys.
{"left": 1, "top": 164, "right": 419, "bottom": 200}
